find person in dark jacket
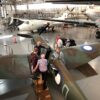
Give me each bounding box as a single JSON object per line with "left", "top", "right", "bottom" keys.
{"left": 30, "top": 47, "right": 39, "bottom": 73}
{"left": 34, "top": 41, "right": 46, "bottom": 56}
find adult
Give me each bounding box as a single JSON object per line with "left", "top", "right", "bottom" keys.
{"left": 33, "top": 53, "right": 48, "bottom": 90}
{"left": 55, "top": 35, "right": 63, "bottom": 49}
{"left": 30, "top": 47, "right": 39, "bottom": 73}
{"left": 53, "top": 47, "right": 65, "bottom": 63}
{"left": 34, "top": 41, "right": 46, "bottom": 56}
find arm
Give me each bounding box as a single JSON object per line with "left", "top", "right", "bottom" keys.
{"left": 32, "top": 62, "right": 39, "bottom": 73}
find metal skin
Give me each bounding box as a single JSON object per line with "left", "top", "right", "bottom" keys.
{"left": 0, "top": 55, "right": 31, "bottom": 78}
{"left": 50, "top": 59, "right": 86, "bottom": 100}
{"left": 61, "top": 43, "right": 100, "bottom": 69}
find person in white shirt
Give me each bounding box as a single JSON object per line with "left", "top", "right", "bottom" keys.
{"left": 33, "top": 53, "right": 48, "bottom": 90}
{"left": 53, "top": 48, "right": 65, "bottom": 63}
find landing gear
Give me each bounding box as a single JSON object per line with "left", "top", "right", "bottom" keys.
{"left": 51, "top": 26, "right": 55, "bottom": 32}
{"left": 47, "top": 26, "right": 55, "bottom": 32}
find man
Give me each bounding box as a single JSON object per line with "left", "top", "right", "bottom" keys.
{"left": 34, "top": 41, "right": 46, "bottom": 56}
{"left": 33, "top": 53, "right": 48, "bottom": 90}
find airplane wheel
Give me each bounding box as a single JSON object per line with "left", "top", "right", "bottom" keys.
{"left": 52, "top": 26, "right": 55, "bottom": 32}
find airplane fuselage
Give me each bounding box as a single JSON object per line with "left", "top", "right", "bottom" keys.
{"left": 18, "top": 19, "right": 48, "bottom": 32}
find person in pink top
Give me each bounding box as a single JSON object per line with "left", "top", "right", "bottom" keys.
{"left": 55, "top": 35, "right": 63, "bottom": 49}
{"left": 33, "top": 53, "right": 48, "bottom": 90}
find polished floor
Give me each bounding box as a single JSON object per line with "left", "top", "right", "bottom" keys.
{"left": 0, "top": 23, "right": 100, "bottom": 100}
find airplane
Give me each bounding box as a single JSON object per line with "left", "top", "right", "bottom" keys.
{"left": 0, "top": 34, "right": 100, "bottom": 100}
{"left": 37, "top": 6, "right": 100, "bottom": 28}
{"left": 6, "top": 11, "right": 68, "bottom": 34}
{"left": 4, "top": 5, "right": 99, "bottom": 35}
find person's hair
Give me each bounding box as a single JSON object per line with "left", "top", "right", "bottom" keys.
{"left": 37, "top": 41, "right": 41, "bottom": 45}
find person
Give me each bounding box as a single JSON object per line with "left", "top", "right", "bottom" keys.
{"left": 45, "top": 46, "right": 52, "bottom": 60}
{"left": 34, "top": 41, "right": 46, "bottom": 56}
{"left": 12, "top": 35, "right": 17, "bottom": 43}
{"left": 96, "top": 28, "right": 100, "bottom": 39}
{"left": 53, "top": 47, "right": 65, "bottom": 63}
{"left": 61, "top": 37, "right": 68, "bottom": 47}
{"left": 33, "top": 53, "right": 48, "bottom": 90}
{"left": 55, "top": 35, "right": 63, "bottom": 49}
{"left": 30, "top": 47, "right": 39, "bottom": 73}
{"left": 67, "top": 38, "right": 76, "bottom": 47}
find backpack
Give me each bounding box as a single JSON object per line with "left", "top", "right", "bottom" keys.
{"left": 61, "top": 38, "right": 67, "bottom": 46}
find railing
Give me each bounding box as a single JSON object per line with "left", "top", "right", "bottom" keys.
{"left": 0, "top": 44, "right": 13, "bottom": 56}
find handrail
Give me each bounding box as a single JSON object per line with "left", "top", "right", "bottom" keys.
{"left": 0, "top": 44, "right": 13, "bottom": 56}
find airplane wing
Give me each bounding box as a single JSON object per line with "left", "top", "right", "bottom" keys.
{"left": 0, "top": 55, "right": 31, "bottom": 78}
{"left": 37, "top": 18, "right": 97, "bottom": 27}
{"left": 62, "top": 42, "right": 100, "bottom": 69}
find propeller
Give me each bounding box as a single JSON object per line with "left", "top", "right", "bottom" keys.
{"left": 66, "top": 6, "right": 75, "bottom": 18}
{"left": 80, "top": 8, "right": 89, "bottom": 20}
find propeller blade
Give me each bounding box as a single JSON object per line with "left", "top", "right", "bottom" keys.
{"left": 71, "top": 7, "right": 74, "bottom": 12}
{"left": 17, "top": 34, "right": 33, "bottom": 38}
{"left": 66, "top": 6, "right": 70, "bottom": 11}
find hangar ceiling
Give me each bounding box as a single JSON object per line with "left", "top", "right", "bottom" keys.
{"left": 0, "top": 0, "right": 100, "bottom": 5}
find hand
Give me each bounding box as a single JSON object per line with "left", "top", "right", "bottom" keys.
{"left": 32, "top": 69, "right": 35, "bottom": 73}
